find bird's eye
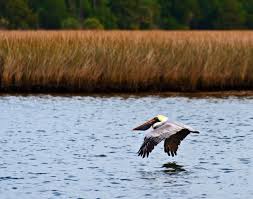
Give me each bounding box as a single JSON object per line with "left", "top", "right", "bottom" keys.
{"left": 155, "top": 117, "right": 160, "bottom": 122}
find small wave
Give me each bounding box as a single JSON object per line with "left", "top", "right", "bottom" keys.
{"left": 94, "top": 154, "right": 107, "bottom": 157}
{"left": 0, "top": 176, "right": 24, "bottom": 181}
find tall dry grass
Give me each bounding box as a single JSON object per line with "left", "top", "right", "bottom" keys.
{"left": 0, "top": 30, "right": 253, "bottom": 92}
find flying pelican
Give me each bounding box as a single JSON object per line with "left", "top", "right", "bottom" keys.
{"left": 133, "top": 115, "right": 199, "bottom": 158}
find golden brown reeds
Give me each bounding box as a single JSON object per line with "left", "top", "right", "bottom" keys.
{"left": 0, "top": 30, "right": 253, "bottom": 92}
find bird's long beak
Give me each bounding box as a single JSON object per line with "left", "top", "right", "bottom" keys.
{"left": 133, "top": 117, "right": 158, "bottom": 131}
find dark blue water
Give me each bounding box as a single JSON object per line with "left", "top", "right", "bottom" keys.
{"left": 0, "top": 95, "right": 253, "bottom": 199}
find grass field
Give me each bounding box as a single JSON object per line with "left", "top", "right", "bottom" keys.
{"left": 0, "top": 30, "right": 253, "bottom": 92}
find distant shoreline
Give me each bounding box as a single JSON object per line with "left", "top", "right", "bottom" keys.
{"left": 1, "top": 31, "right": 253, "bottom": 93}
{"left": 1, "top": 91, "right": 253, "bottom": 98}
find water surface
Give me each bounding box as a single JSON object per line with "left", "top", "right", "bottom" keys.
{"left": 0, "top": 95, "right": 252, "bottom": 199}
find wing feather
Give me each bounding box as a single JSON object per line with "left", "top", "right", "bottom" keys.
{"left": 138, "top": 123, "right": 183, "bottom": 158}
{"left": 164, "top": 129, "right": 190, "bottom": 157}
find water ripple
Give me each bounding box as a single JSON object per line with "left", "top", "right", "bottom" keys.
{"left": 0, "top": 95, "right": 252, "bottom": 199}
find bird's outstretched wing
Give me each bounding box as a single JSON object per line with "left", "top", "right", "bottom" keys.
{"left": 164, "top": 129, "right": 190, "bottom": 157}
{"left": 138, "top": 123, "right": 182, "bottom": 158}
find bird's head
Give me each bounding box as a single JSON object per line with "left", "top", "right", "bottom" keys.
{"left": 156, "top": 115, "right": 168, "bottom": 123}
{"left": 133, "top": 115, "right": 168, "bottom": 131}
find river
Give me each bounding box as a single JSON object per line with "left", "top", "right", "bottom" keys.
{"left": 0, "top": 94, "right": 252, "bottom": 199}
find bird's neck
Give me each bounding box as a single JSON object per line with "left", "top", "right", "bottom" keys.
{"left": 153, "top": 120, "right": 167, "bottom": 129}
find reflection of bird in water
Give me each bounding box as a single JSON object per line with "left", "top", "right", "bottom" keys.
{"left": 162, "top": 162, "right": 186, "bottom": 173}
{"left": 133, "top": 115, "right": 199, "bottom": 158}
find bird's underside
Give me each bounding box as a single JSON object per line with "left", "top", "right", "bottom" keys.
{"left": 138, "top": 129, "right": 190, "bottom": 158}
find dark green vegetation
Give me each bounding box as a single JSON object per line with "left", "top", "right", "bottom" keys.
{"left": 0, "top": 0, "right": 253, "bottom": 30}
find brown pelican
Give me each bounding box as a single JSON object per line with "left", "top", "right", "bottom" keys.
{"left": 133, "top": 115, "right": 199, "bottom": 158}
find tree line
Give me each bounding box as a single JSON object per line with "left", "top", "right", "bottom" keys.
{"left": 0, "top": 0, "right": 253, "bottom": 30}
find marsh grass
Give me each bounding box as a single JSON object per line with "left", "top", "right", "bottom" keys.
{"left": 0, "top": 30, "right": 253, "bottom": 92}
